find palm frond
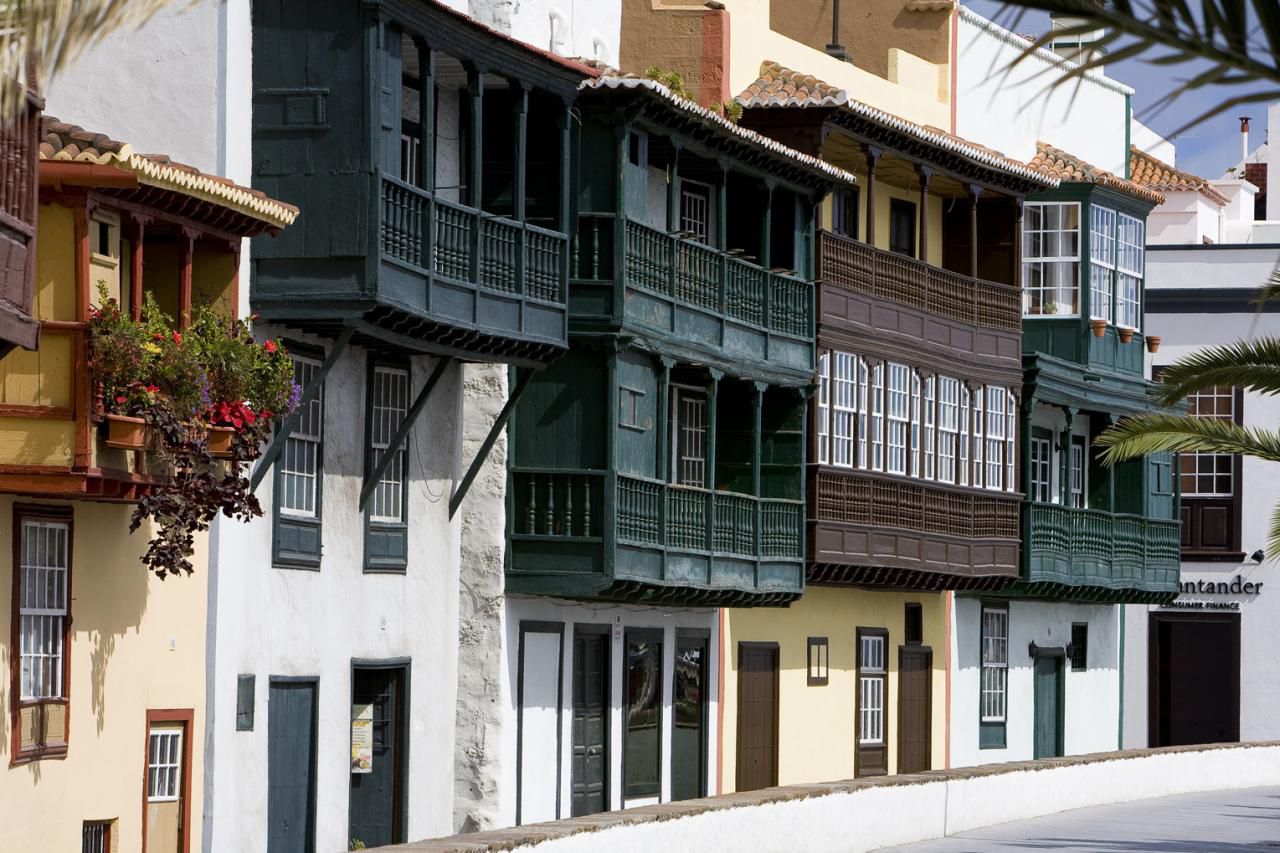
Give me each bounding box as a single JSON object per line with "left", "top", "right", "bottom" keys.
{"left": 0, "top": 0, "right": 182, "bottom": 119}
{"left": 1150, "top": 336, "right": 1280, "bottom": 405}
{"left": 1094, "top": 414, "right": 1280, "bottom": 465}
{"left": 1005, "top": 0, "right": 1280, "bottom": 135}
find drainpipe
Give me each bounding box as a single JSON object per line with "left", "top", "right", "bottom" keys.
{"left": 826, "top": 0, "right": 850, "bottom": 61}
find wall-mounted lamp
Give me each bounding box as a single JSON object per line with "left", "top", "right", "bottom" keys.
{"left": 1251, "top": 549, "right": 1265, "bottom": 564}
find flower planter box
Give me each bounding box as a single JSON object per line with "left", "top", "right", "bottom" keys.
{"left": 208, "top": 425, "right": 236, "bottom": 458}
{"left": 104, "top": 414, "right": 150, "bottom": 450}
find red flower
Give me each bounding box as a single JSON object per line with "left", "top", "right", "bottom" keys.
{"left": 115, "top": 395, "right": 127, "bottom": 404}
{"left": 172, "top": 332, "right": 182, "bottom": 345}
{"left": 152, "top": 333, "right": 164, "bottom": 341}
{"left": 263, "top": 340, "right": 278, "bottom": 354}
{"left": 146, "top": 384, "right": 160, "bottom": 394}
{"left": 259, "top": 409, "right": 273, "bottom": 421}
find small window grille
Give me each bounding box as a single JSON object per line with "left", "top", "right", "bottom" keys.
{"left": 671, "top": 388, "right": 708, "bottom": 488}
{"left": 1070, "top": 623, "right": 1089, "bottom": 671}
{"left": 807, "top": 637, "right": 829, "bottom": 686}
{"left": 905, "top": 603, "right": 923, "bottom": 645}
{"left": 236, "top": 674, "right": 255, "bottom": 731}
{"left": 82, "top": 821, "right": 112, "bottom": 853}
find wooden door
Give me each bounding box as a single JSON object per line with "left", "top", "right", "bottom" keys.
{"left": 571, "top": 629, "right": 609, "bottom": 816}
{"left": 1151, "top": 613, "right": 1240, "bottom": 746}
{"left": 144, "top": 718, "right": 190, "bottom": 853}
{"left": 897, "top": 645, "right": 932, "bottom": 774}
{"left": 349, "top": 667, "right": 407, "bottom": 847}
{"left": 1032, "top": 657, "right": 1063, "bottom": 759}
{"left": 268, "top": 681, "right": 317, "bottom": 853}
{"left": 736, "top": 643, "right": 779, "bottom": 792}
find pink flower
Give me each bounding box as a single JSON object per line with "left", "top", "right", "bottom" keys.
{"left": 172, "top": 332, "right": 183, "bottom": 345}
{"left": 115, "top": 395, "right": 127, "bottom": 404}
{"left": 263, "top": 340, "right": 278, "bottom": 354}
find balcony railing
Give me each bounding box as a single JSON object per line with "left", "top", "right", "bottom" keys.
{"left": 819, "top": 230, "right": 1020, "bottom": 333}
{"left": 380, "top": 173, "right": 567, "bottom": 305}
{"left": 1026, "top": 503, "right": 1180, "bottom": 592}
{"left": 814, "top": 468, "right": 1020, "bottom": 541}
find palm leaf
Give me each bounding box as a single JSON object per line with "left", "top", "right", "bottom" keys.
{"left": 1094, "top": 413, "right": 1280, "bottom": 464}
{"left": 1150, "top": 336, "right": 1280, "bottom": 405}
{"left": 0, "top": 0, "right": 182, "bottom": 119}
{"left": 1268, "top": 503, "right": 1280, "bottom": 565}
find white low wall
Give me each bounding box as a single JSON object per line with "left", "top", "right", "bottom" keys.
{"left": 391, "top": 743, "right": 1280, "bottom": 852}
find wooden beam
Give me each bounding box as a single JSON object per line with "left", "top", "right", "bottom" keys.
{"left": 466, "top": 63, "right": 485, "bottom": 208}
{"left": 359, "top": 356, "right": 452, "bottom": 509}
{"left": 417, "top": 39, "right": 436, "bottom": 192}
{"left": 512, "top": 82, "right": 528, "bottom": 222}
{"left": 179, "top": 229, "right": 195, "bottom": 328}
{"left": 130, "top": 218, "right": 146, "bottom": 321}
{"left": 916, "top": 165, "right": 933, "bottom": 262}
{"left": 968, "top": 184, "right": 982, "bottom": 279}
{"left": 449, "top": 367, "right": 536, "bottom": 518}
{"left": 250, "top": 327, "right": 354, "bottom": 493}
{"left": 863, "top": 145, "right": 881, "bottom": 247}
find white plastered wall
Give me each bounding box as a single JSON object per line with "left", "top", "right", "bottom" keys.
{"left": 466, "top": 0, "right": 621, "bottom": 66}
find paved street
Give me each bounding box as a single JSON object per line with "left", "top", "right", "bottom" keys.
{"left": 881, "top": 787, "right": 1280, "bottom": 852}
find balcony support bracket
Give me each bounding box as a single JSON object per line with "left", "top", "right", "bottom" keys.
{"left": 359, "top": 355, "right": 454, "bottom": 510}
{"left": 250, "top": 326, "right": 354, "bottom": 493}
{"left": 449, "top": 366, "right": 538, "bottom": 518}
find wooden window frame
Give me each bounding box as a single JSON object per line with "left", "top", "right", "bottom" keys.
{"left": 364, "top": 357, "right": 411, "bottom": 573}
{"left": 82, "top": 820, "right": 114, "bottom": 853}
{"left": 889, "top": 198, "right": 916, "bottom": 257}
{"left": 141, "top": 708, "right": 194, "bottom": 853}
{"left": 1179, "top": 383, "right": 1245, "bottom": 560}
{"left": 979, "top": 603, "right": 1008, "bottom": 749}
{"left": 10, "top": 503, "right": 73, "bottom": 765}
{"left": 855, "top": 626, "right": 889, "bottom": 776}
{"left": 807, "top": 636, "right": 830, "bottom": 686}
{"left": 273, "top": 344, "right": 325, "bottom": 570}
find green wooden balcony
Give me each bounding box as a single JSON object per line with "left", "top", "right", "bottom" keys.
{"left": 1019, "top": 503, "right": 1180, "bottom": 603}
{"left": 507, "top": 468, "right": 804, "bottom": 605}
{"left": 572, "top": 213, "right": 814, "bottom": 380}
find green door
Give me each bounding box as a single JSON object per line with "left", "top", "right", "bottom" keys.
{"left": 1033, "top": 656, "right": 1063, "bottom": 759}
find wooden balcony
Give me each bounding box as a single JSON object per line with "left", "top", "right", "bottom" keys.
{"left": 1020, "top": 503, "right": 1181, "bottom": 603}
{"left": 807, "top": 467, "right": 1021, "bottom": 590}
{"left": 507, "top": 469, "right": 804, "bottom": 606}
{"left": 0, "top": 87, "right": 41, "bottom": 355}
{"left": 573, "top": 214, "right": 814, "bottom": 380}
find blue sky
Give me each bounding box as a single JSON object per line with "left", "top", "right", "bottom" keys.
{"left": 967, "top": 2, "right": 1270, "bottom": 180}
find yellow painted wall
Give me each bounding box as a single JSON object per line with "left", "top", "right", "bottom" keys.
{"left": 191, "top": 247, "right": 236, "bottom": 315}
{"left": 721, "top": 587, "right": 948, "bottom": 790}
{"left": 0, "top": 498, "right": 207, "bottom": 851}
{"left": 819, "top": 177, "right": 946, "bottom": 268}
{"left": 718, "top": 0, "right": 951, "bottom": 129}
{"left": 35, "top": 203, "right": 76, "bottom": 323}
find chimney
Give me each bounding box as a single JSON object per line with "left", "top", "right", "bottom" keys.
{"left": 826, "top": 0, "right": 851, "bottom": 62}
{"left": 1240, "top": 116, "right": 1251, "bottom": 163}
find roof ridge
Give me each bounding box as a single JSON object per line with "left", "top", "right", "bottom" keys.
{"left": 1030, "top": 141, "right": 1165, "bottom": 205}
{"left": 1128, "top": 144, "right": 1228, "bottom": 206}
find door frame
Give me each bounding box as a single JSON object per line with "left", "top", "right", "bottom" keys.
{"left": 267, "top": 676, "right": 319, "bottom": 853}
{"left": 516, "top": 620, "right": 565, "bottom": 825}
{"left": 854, "top": 627, "right": 889, "bottom": 777}
{"left": 896, "top": 644, "right": 933, "bottom": 774}
{"left": 1148, "top": 611, "right": 1241, "bottom": 747}
{"left": 1030, "top": 647, "right": 1065, "bottom": 759}
{"left": 141, "top": 708, "right": 194, "bottom": 853}
{"left": 621, "top": 627, "right": 665, "bottom": 806}
{"left": 570, "top": 623, "right": 611, "bottom": 817}
{"left": 348, "top": 658, "right": 411, "bottom": 846}
{"left": 735, "top": 641, "right": 779, "bottom": 792}
{"left": 672, "top": 628, "right": 711, "bottom": 800}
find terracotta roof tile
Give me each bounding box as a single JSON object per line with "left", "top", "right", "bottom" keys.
{"left": 40, "top": 117, "right": 298, "bottom": 227}
{"left": 1128, "top": 146, "right": 1227, "bottom": 206}
{"left": 736, "top": 62, "right": 1055, "bottom": 188}
{"left": 1027, "top": 142, "right": 1164, "bottom": 205}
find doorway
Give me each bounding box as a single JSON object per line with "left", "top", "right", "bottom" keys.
{"left": 897, "top": 645, "right": 932, "bottom": 774}
{"left": 1032, "top": 655, "right": 1064, "bottom": 759}
{"left": 143, "top": 710, "right": 192, "bottom": 853}
{"left": 571, "top": 626, "right": 610, "bottom": 817}
{"left": 268, "top": 679, "right": 317, "bottom": 853}
{"left": 672, "top": 631, "right": 709, "bottom": 801}
{"left": 1150, "top": 612, "right": 1240, "bottom": 746}
{"left": 736, "top": 642, "right": 779, "bottom": 792}
{"left": 349, "top": 664, "right": 409, "bottom": 848}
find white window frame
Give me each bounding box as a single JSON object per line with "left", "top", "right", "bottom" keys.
{"left": 1005, "top": 396, "right": 1017, "bottom": 494}
{"left": 858, "top": 633, "right": 887, "bottom": 746}
{"left": 817, "top": 352, "right": 830, "bottom": 465}
{"left": 1089, "top": 204, "right": 1116, "bottom": 324}
{"left": 938, "top": 377, "right": 959, "bottom": 485}
{"left": 923, "top": 375, "right": 936, "bottom": 481}
{"left": 1022, "top": 201, "right": 1081, "bottom": 317}
{"left": 857, "top": 358, "right": 870, "bottom": 468}
{"left": 1030, "top": 434, "right": 1053, "bottom": 503}
{"left": 671, "top": 385, "right": 708, "bottom": 488}
{"left": 1070, "top": 436, "right": 1087, "bottom": 508}
{"left": 971, "top": 388, "right": 985, "bottom": 489}
{"left": 832, "top": 352, "right": 858, "bottom": 468}
{"left": 870, "top": 363, "right": 885, "bottom": 472}
{"left": 886, "top": 363, "right": 910, "bottom": 476}
{"left": 680, "top": 179, "right": 713, "bottom": 243}
{"left": 1116, "top": 213, "right": 1144, "bottom": 330}
{"left": 959, "top": 385, "right": 970, "bottom": 487}
{"left": 981, "top": 607, "right": 1009, "bottom": 723}
{"left": 147, "top": 728, "right": 182, "bottom": 803}
{"left": 18, "top": 518, "right": 69, "bottom": 700}
{"left": 1182, "top": 385, "right": 1235, "bottom": 497}
{"left": 279, "top": 355, "right": 323, "bottom": 519}
{"left": 368, "top": 364, "right": 410, "bottom": 524}
{"left": 985, "top": 387, "right": 1007, "bottom": 491}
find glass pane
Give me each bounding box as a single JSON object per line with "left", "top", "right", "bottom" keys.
{"left": 671, "top": 638, "right": 706, "bottom": 801}
{"left": 624, "top": 636, "right": 662, "bottom": 799}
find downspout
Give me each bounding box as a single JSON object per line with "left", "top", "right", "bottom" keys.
{"left": 1124, "top": 94, "right": 1132, "bottom": 178}
{"left": 1118, "top": 603, "right": 1125, "bottom": 749}
{"left": 950, "top": 8, "right": 959, "bottom": 135}
{"left": 945, "top": 590, "right": 953, "bottom": 768}
{"left": 717, "top": 606, "right": 726, "bottom": 794}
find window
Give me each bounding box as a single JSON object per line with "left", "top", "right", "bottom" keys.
{"left": 831, "top": 352, "right": 858, "bottom": 467}
{"left": 922, "top": 376, "right": 935, "bottom": 481}
{"left": 985, "top": 387, "right": 1007, "bottom": 490}
{"left": 937, "top": 377, "right": 959, "bottom": 484}
{"left": 889, "top": 199, "right": 916, "bottom": 256}
{"left": 905, "top": 603, "right": 923, "bottom": 645}
{"left": 280, "top": 355, "right": 323, "bottom": 518}
{"left": 1179, "top": 383, "right": 1243, "bottom": 557}
{"left": 620, "top": 386, "right": 645, "bottom": 431}
{"left": 672, "top": 633, "right": 708, "bottom": 801}
{"left": 623, "top": 631, "right": 663, "bottom": 800}
{"left": 1070, "top": 623, "right": 1089, "bottom": 671}
{"left": 857, "top": 631, "right": 887, "bottom": 746}
{"left": 1005, "top": 396, "right": 1017, "bottom": 494}
{"left": 971, "top": 388, "right": 985, "bottom": 488}
{"left": 82, "top": 821, "right": 112, "bottom": 853}
{"left": 19, "top": 516, "right": 70, "bottom": 701}
{"left": 680, "top": 180, "right": 712, "bottom": 242}
{"left": 910, "top": 371, "right": 922, "bottom": 478}
{"left": 89, "top": 210, "right": 122, "bottom": 308}
{"left": 807, "top": 637, "right": 830, "bottom": 686}
{"left": 816, "top": 353, "right": 829, "bottom": 464}
{"left": 1030, "top": 432, "right": 1052, "bottom": 503}
{"left": 1070, "top": 437, "right": 1087, "bottom": 508}
{"left": 870, "top": 364, "right": 884, "bottom": 471}
{"left": 1116, "top": 213, "right": 1144, "bottom": 329}
{"left": 400, "top": 133, "right": 420, "bottom": 187}
{"left": 236, "top": 674, "right": 255, "bottom": 732}
{"left": 1089, "top": 205, "right": 1116, "bottom": 323}
{"left": 832, "top": 187, "right": 859, "bottom": 239}
{"left": 147, "top": 728, "right": 182, "bottom": 802}
{"left": 886, "top": 363, "right": 911, "bottom": 475}
{"left": 368, "top": 365, "right": 409, "bottom": 524}
{"left": 1023, "top": 202, "right": 1080, "bottom": 316}
{"left": 672, "top": 387, "right": 708, "bottom": 488}
{"left": 980, "top": 607, "right": 1008, "bottom": 723}
{"left": 858, "top": 358, "right": 870, "bottom": 468}
{"left": 1181, "top": 386, "right": 1235, "bottom": 497}
{"left": 959, "top": 385, "right": 970, "bottom": 487}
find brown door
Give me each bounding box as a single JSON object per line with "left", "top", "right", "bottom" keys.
{"left": 898, "top": 645, "right": 932, "bottom": 774}
{"left": 736, "top": 643, "right": 779, "bottom": 792}
{"left": 144, "top": 712, "right": 192, "bottom": 853}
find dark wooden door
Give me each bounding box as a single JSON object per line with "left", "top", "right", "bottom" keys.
{"left": 268, "top": 681, "right": 317, "bottom": 853}
{"left": 1151, "top": 613, "right": 1240, "bottom": 746}
{"left": 736, "top": 643, "right": 779, "bottom": 792}
{"left": 349, "top": 667, "right": 406, "bottom": 847}
{"left": 571, "top": 630, "right": 609, "bottom": 816}
{"left": 897, "top": 646, "right": 932, "bottom": 774}
{"left": 671, "top": 633, "right": 708, "bottom": 801}
{"left": 1032, "top": 657, "right": 1063, "bottom": 759}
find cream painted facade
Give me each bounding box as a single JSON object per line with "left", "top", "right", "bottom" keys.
{"left": 721, "top": 589, "right": 948, "bottom": 788}
{"left": 1, "top": 500, "right": 207, "bottom": 852}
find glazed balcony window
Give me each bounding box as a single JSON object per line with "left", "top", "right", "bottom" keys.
{"left": 1023, "top": 201, "right": 1081, "bottom": 316}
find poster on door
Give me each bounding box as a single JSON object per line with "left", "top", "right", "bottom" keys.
{"left": 351, "top": 703, "right": 373, "bottom": 773}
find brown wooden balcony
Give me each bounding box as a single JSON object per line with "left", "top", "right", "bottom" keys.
{"left": 807, "top": 467, "right": 1021, "bottom": 590}
{"left": 0, "top": 87, "right": 42, "bottom": 356}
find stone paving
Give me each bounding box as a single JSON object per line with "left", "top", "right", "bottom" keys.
{"left": 881, "top": 786, "right": 1280, "bottom": 852}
